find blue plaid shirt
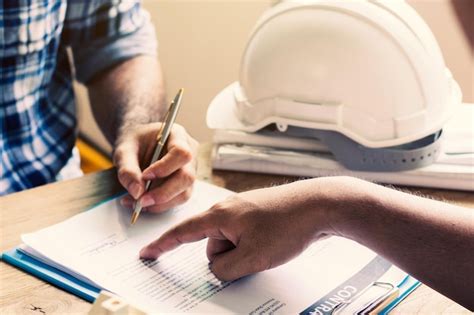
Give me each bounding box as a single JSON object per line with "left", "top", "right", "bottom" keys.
{"left": 0, "top": 1, "right": 157, "bottom": 195}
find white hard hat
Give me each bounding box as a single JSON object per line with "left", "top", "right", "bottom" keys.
{"left": 207, "top": 0, "right": 462, "bottom": 171}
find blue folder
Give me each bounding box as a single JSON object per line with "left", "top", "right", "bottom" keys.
{"left": 1, "top": 246, "right": 420, "bottom": 312}
{"left": 1, "top": 249, "right": 100, "bottom": 302}
{"left": 380, "top": 275, "right": 421, "bottom": 315}
{"left": 0, "top": 194, "right": 125, "bottom": 302}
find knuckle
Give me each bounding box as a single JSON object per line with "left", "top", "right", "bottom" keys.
{"left": 117, "top": 167, "right": 129, "bottom": 177}
{"left": 174, "top": 235, "right": 185, "bottom": 245}
{"left": 175, "top": 146, "right": 193, "bottom": 162}
{"left": 214, "top": 196, "right": 238, "bottom": 211}
{"left": 117, "top": 168, "right": 132, "bottom": 184}
{"left": 158, "top": 190, "right": 172, "bottom": 203}
{"left": 118, "top": 167, "right": 136, "bottom": 178}
{"left": 146, "top": 204, "right": 167, "bottom": 213}
{"left": 181, "top": 189, "right": 193, "bottom": 202}
{"left": 151, "top": 164, "right": 165, "bottom": 177}
{"left": 169, "top": 223, "right": 181, "bottom": 234}
{"left": 172, "top": 144, "right": 186, "bottom": 155}
{"left": 151, "top": 188, "right": 172, "bottom": 202}
{"left": 146, "top": 165, "right": 160, "bottom": 176}
{"left": 208, "top": 203, "right": 230, "bottom": 222}
{"left": 210, "top": 202, "right": 227, "bottom": 213}
{"left": 112, "top": 149, "right": 125, "bottom": 166}
{"left": 179, "top": 168, "right": 196, "bottom": 185}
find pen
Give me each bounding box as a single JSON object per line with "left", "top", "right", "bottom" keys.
{"left": 130, "top": 88, "right": 184, "bottom": 224}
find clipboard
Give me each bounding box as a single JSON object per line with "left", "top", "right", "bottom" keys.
{"left": 2, "top": 247, "right": 419, "bottom": 313}
{"left": 1, "top": 185, "right": 420, "bottom": 314}
{"left": 330, "top": 281, "right": 400, "bottom": 314}
{"left": 0, "top": 193, "right": 126, "bottom": 302}
{"left": 299, "top": 256, "right": 420, "bottom": 315}
{"left": 332, "top": 277, "right": 421, "bottom": 315}
{"left": 1, "top": 248, "right": 100, "bottom": 302}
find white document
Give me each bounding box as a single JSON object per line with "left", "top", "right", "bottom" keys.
{"left": 212, "top": 144, "right": 474, "bottom": 191}
{"left": 22, "top": 181, "right": 407, "bottom": 314}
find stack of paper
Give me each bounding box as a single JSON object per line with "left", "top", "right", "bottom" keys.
{"left": 211, "top": 104, "right": 474, "bottom": 191}
{"left": 3, "top": 181, "right": 419, "bottom": 314}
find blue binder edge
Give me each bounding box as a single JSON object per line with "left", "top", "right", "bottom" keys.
{"left": 1, "top": 248, "right": 100, "bottom": 302}
{"left": 380, "top": 275, "right": 421, "bottom": 314}
{"left": 0, "top": 192, "right": 125, "bottom": 303}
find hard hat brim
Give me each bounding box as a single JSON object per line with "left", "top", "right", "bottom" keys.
{"left": 207, "top": 82, "right": 249, "bottom": 131}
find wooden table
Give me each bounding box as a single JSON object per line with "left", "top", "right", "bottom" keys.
{"left": 1, "top": 145, "right": 472, "bottom": 314}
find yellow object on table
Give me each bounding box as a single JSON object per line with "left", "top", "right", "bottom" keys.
{"left": 76, "top": 138, "right": 113, "bottom": 173}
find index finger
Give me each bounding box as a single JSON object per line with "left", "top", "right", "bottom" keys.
{"left": 139, "top": 212, "right": 221, "bottom": 260}
{"left": 142, "top": 131, "right": 193, "bottom": 180}
{"left": 114, "top": 143, "right": 144, "bottom": 199}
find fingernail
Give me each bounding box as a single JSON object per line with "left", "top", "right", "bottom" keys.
{"left": 140, "top": 195, "right": 155, "bottom": 208}
{"left": 129, "top": 183, "right": 141, "bottom": 199}
{"left": 142, "top": 170, "right": 155, "bottom": 181}
{"left": 139, "top": 247, "right": 151, "bottom": 259}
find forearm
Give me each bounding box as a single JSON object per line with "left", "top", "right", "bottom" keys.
{"left": 87, "top": 56, "right": 166, "bottom": 145}
{"left": 320, "top": 177, "right": 473, "bottom": 310}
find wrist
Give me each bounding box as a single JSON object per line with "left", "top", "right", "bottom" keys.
{"left": 305, "top": 176, "right": 378, "bottom": 241}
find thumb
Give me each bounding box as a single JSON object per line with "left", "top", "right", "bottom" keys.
{"left": 210, "top": 245, "right": 262, "bottom": 281}
{"left": 114, "top": 142, "right": 143, "bottom": 199}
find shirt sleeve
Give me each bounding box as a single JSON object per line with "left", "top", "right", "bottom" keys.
{"left": 62, "top": 0, "right": 158, "bottom": 83}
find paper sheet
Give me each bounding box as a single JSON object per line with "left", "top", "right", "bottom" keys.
{"left": 22, "top": 181, "right": 406, "bottom": 314}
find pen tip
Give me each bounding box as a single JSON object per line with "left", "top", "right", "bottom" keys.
{"left": 131, "top": 211, "right": 139, "bottom": 225}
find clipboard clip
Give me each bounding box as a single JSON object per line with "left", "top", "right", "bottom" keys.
{"left": 89, "top": 291, "right": 147, "bottom": 315}
{"left": 330, "top": 282, "right": 400, "bottom": 315}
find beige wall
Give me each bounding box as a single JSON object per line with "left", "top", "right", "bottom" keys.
{"left": 408, "top": 0, "right": 473, "bottom": 98}
{"left": 143, "top": 0, "right": 270, "bottom": 143}
{"left": 78, "top": 0, "right": 473, "bottom": 153}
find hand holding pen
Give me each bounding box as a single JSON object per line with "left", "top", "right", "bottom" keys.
{"left": 113, "top": 89, "right": 198, "bottom": 220}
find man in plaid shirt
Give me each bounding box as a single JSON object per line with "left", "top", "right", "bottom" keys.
{"left": 1, "top": 1, "right": 197, "bottom": 212}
